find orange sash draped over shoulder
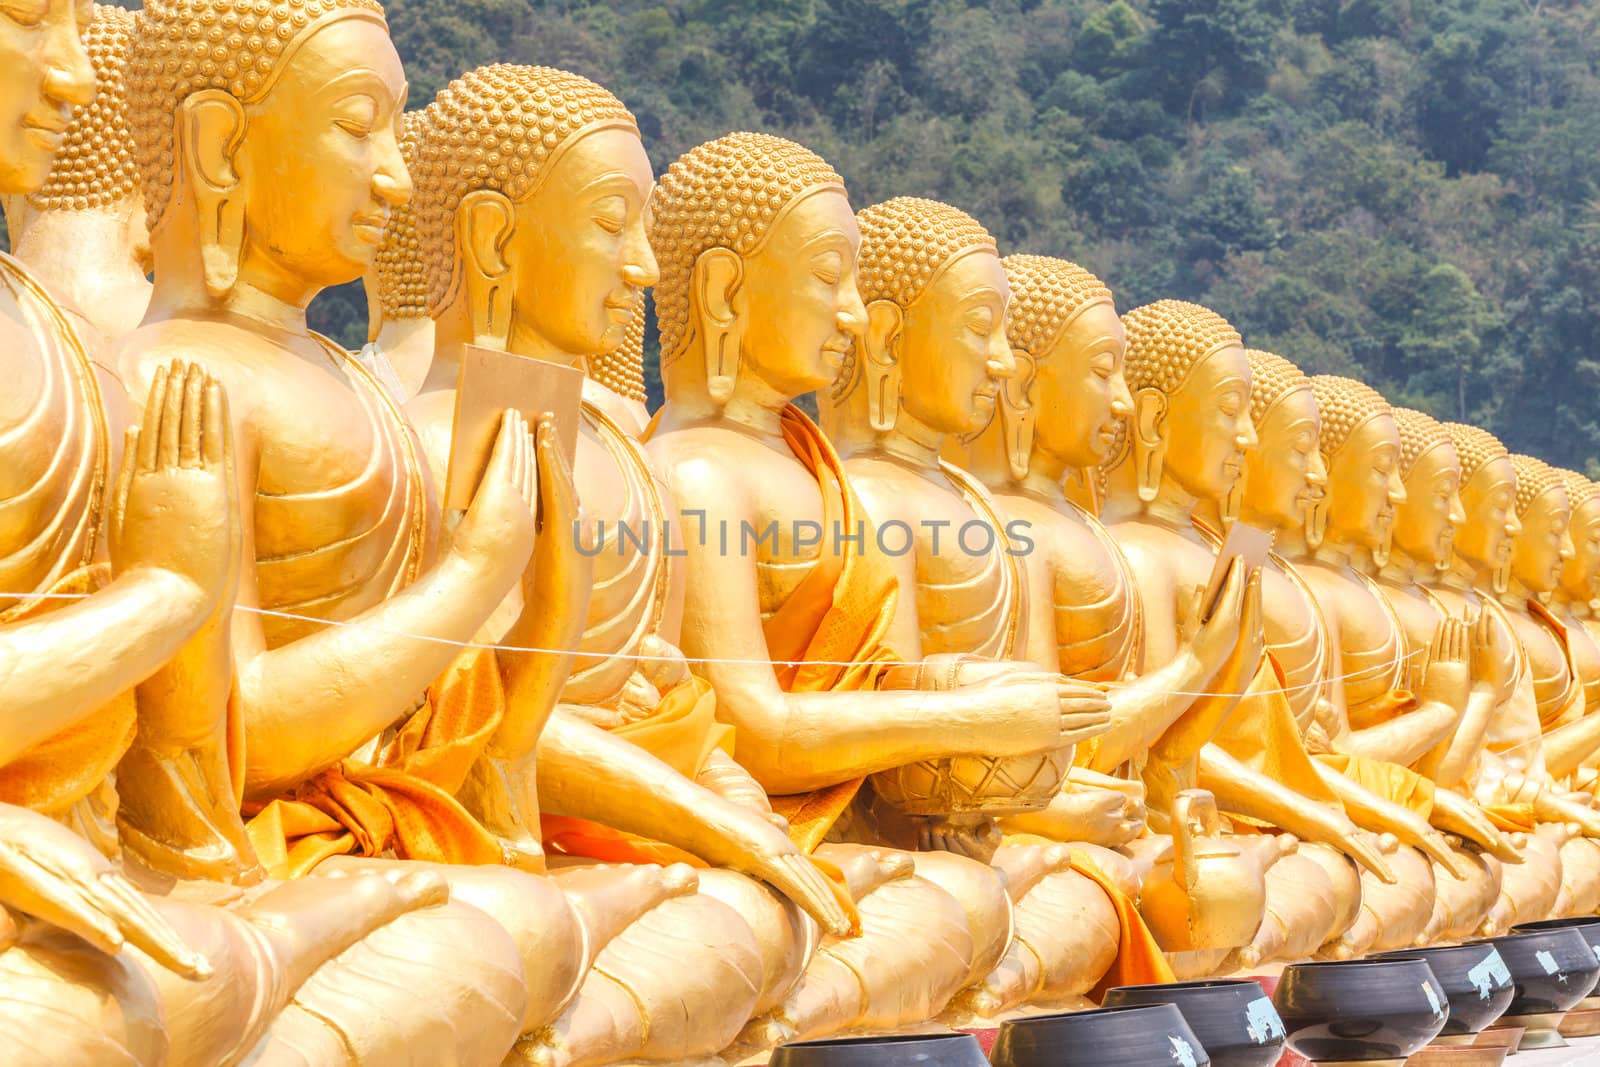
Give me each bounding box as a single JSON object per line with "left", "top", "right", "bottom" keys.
{"left": 0, "top": 565, "right": 136, "bottom": 816}
{"left": 245, "top": 648, "right": 507, "bottom": 878}
{"left": 764, "top": 406, "right": 903, "bottom": 853}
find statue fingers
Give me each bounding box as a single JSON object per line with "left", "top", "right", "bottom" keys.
{"left": 110, "top": 425, "right": 140, "bottom": 550}
{"left": 201, "top": 376, "right": 229, "bottom": 470}
{"left": 179, "top": 361, "right": 206, "bottom": 468}
{"left": 89, "top": 872, "right": 212, "bottom": 980}
{"left": 158, "top": 358, "right": 188, "bottom": 471}
{"left": 137, "top": 362, "right": 171, "bottom": 472}
{"left": 773, "top": 854, "right": 851, "bottom": 937}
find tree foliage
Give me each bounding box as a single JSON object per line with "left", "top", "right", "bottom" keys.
{"left": 23, "top": 0, "right": 1600, "bottom": 472}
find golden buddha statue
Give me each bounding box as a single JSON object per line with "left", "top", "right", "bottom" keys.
{"left": 2, "top": 4, "right": 149, "bottom": 350}
{"left": 398, "top": 65, "right": 865, "bottom": 1067}
{"left": 643, "top": 134, "right": 1129, "bottom": 1042}
{"left": 1555, "top": 470, "right": 1600, "bottom": 732}
{"left": 116, "top": 0, "right": 696, "bottom": 1057}
{"left": 1097, "top": 300, "right": 1394, "bottom": 907}
{"left": 947, "top": 253, "right": 1281, "bottom": 971}
{"left": 1262, "top": 371, "right": 1516, "bottom": 950}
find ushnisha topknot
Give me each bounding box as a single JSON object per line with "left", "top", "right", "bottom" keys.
{"left": 1120, "top": 300, "right": 1242, "bottom": 396}
{"left": 1560, "top": 469, "right": 1600, "bottom": 512}
{"left": 1246, "top": 349, "right": 1310, "bottom": 427}
{"left": 30, "top": 4, "right": 138, "bottom": 212}
{"left": 650, "top": 132, "right": 845, "bottom": 366}
{"left": 1443, "top": 423, "right": 1509, "bottom": 482}
{"left": 371, "top": 109, "right": 429, "bottom": 323}
{"left": 1511, "top": 454, "right": 1567, "bottom": 517}
{"left": 1392, "top": 408, "right": 1454, "bottom": 480}
{"left": 589, "top": 289, "right": 648, "bottom": 403}
{"left": 1001, "top": 254, "right": 1114, "bottom": 359}
{"left": 130, "top": 0, "right": 388, "bottom": 233}
{"left": 1309, "top": 375, "right": 1391, "bottom": 459}
{"left": 412, "top": 64, "right": 637, "bottom": 312}
{"left": 856, "top": 196, "right": 997, "bottom": 311}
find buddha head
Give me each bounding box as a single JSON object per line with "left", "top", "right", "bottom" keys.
{"left": 411, "top": 64, "right": 654, "bottom": 359}
{"left": 1307, "top": 375, "right": 1405, "bottom": 563}
{"left": 0, "top": 0, "right": 92, "bottom": 196}
{"left": 6, "top": 5, "right": 149, "bottom": 335}
{"left": 1390, "top": 408, "right": 1465, "bottom": 572}
{"left": 1557, "top": 470, "right": 1600, "bottom": 606}
{"left": 823, "top": 196, "right": 1009, "bottom": 453}
{"left": 1113, "top": 299, "right": 1254, "bottom": 507}
{"left": 363, "top": 106, "right": 427, "bottom": 340}
{"left": 129, "top": 0, "right": 410, "bottom": 304}
{"left": 650, "top": 132, "right": 861, "bottom": 419}
{"left": 1444, "top": 423, "right": 1520, "bottom": 591}
{"left": 1237, "top": 349, "right": 1326, "bottom": 540}
{"left": 964, "top": 253, "right": 1128, "bottom": 485}
{"left": 1507, "top": 454, "right": 1573, "bottom": 597}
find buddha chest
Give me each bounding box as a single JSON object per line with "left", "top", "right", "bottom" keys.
{"left": 125, "top": 324, "right": 431, "bottom": 647}
{"left": 1507, "top": 605, "right": 1574, "bottom": 726}
{"left": 1041, "top": 506, "right": 1138, "bottom": 682}
{"left": 0, "top": 254, "right": 105, "bottom": 609}
{"left": 1319, "top": 564, "right": 1406, "bottom": 716}
{"left": 1563, "top": 611, "right": 1600, "bottom": 714}
{"left": 563, "top": 403, "right": 669, "bottom": 705}
{"left": 1262, "top": 561, "right": 1326, "bottom": 726}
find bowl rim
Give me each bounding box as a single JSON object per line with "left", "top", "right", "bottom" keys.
{"left": 1105, "top": 978, "right": 1271, "bottom": 994}
{"left": 777, "top": 1034, "right": 983, "bottom": 1050}
{"left": 1001, "top": 1002, "right": 1185, "bottom": 1023}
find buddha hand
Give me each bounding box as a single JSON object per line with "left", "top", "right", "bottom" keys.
{"left": 522, "top": 413, "right": 594, "bottom": 607}
{"left": 696, "top": 800, "right": 853, "bottom": 936}
{"left": 109, "top": 361, "right": 239, "bottom": 608}
{"left": 1184, "top": 557, "right": 1259, "bottom": 678}
{"left": 0, "top": 803, "right": 209, "bottom": 980}
{"left": 451, "top": 408, "right": 539, "bottom": 583}
{"left": 1469, "top": 609, "right": 1516, "bottom": 699}
{"left": 1416, "top": 615, "right": 1470, "bottom": 712}
{"left": 965, "top": 670, "right": 1113, "bottom": 755}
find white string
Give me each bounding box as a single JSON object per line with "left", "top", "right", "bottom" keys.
{"left": 6, "top": 589, "right": 1429, "bottom": 699}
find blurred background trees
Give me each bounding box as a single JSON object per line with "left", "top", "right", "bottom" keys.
{"left": 62, "top": 0, "right": 1600, "bottom": 471}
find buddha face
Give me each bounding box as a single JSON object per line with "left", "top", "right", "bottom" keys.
{"left": 1031, "top": 301, "right": 1132, "bottom": 469}
{"left": 740, "top": 187, "right": 865, "bottom": 397}
{"left": 1241, "top": 386, "right": 1325, "bottom": 533}
{"left": 235, "top": 19, "right": 410, "bottom": 293}
{"left": 0, "top": 0, "right": 92, "bottom": 195}
{"left": 1560, "top": 495, "right": 1600, "bottom": 603}
{"left": 1157, "top": 343, "right": 1256, "bottom": 502}
{"left": 1511, "top": 488, "right": 1573, "bottom": 595}
{"left": 896, "top": 248, "right": 1014, "bottom": 437}
{"left": 1455, "top": 456, "right": 1521, "bottom": 575}
{"left": 506, "top": 126, "right": 657, "bottom": 357}
{"left": 1325, "top": 414, "right": 1406, "bottom": 551}
{"left": 1393, "top": 443, "right": 1465, "bottom": 568}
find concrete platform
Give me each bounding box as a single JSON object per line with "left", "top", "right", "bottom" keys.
{"left": 1516, "top": 1034, "right": 1600, "bottom": 1064}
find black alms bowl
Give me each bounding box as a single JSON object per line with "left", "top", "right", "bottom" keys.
{"left": 1512, "top": 917, "right": 1600, "bottom": 965}
{"left": 990, "top": 1003, "right": 1210, "bottom": 1067}
{"left": 1102, "top": 979, "right": 1285, "bottom": 1067}
{"left": 770, "top": 1033, "right": 989, "bottom": 1067}
{"left": 1371, "top": 943, "right": 1514, "bottom": 1035}
{"left": 1272, "top": 958, "right": 1448, "bottom": 1062}
{"left": 1483, "top": 927, "right": 1600, "bottom": 1017}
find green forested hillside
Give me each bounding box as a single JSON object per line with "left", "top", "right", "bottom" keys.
{"left": 30, "top": 0, "right": 1600, "bottom": 471}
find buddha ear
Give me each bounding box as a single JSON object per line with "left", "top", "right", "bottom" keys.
{"left": 1132, "top": 386, "right": 1168, "bottom": 504}
{"left": 998, "top": 347, "right": 1037, "bottom": 480}
{"left": 863, "top": 299, "right": 903, "bottom": 433}
{"left": 692, "top": 246, "right": 744, "bottom": 406}
{"left": 457, "top": 189, "right": 516, "bottom": 350}
{"left": 178, "top": 90, "right": 246, "bottom": 300}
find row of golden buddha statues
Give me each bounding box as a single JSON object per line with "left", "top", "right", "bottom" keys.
{"left": 3, "top": 0, "right": 1600, "bottom": 1063}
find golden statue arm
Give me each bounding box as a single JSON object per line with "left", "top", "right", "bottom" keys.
{"left": 999, "top": 768, "right": 1146, "bottom": 847}
{"left": 537, "top": 709, "right": 851, "bottom": 934}
{"left": 669, "top": 484, "right": 1081, "bottom": 794}
{"left": 489, "top": 417, "right": 593, "bottom": 763}
{"left": 1428, "top": 787, "right": 1522, "bottom": 863}
{"left": 1197, "top": 743, "right": 1397, "bottom": 882}
{"left": 0, "top": 571, "right": 207, "bottom": 768}
{"left": 1085, "top": 564, "right": 1256, "bottom": 771}
{"left": 231, "top": 412, "right": 540, "bottom": 798}
{"left": 1539, "top": 700, "right": 1600, "bottom": 780}
{"left": 1417, "top": 684, "right": 1499, "bottom": 787}
{"left": 1337, "top": 704, "right": 1462, "bottom": 769}
{"left": 1309, "top": 761, "right": 1470, "bottom": 877}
